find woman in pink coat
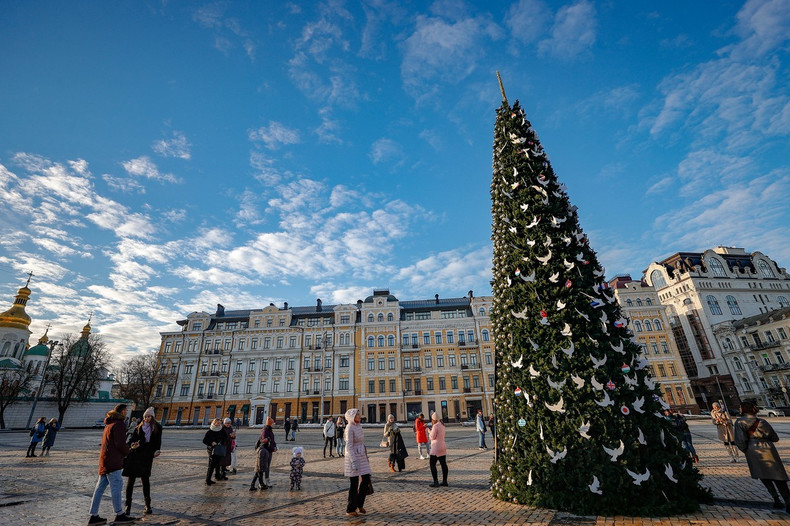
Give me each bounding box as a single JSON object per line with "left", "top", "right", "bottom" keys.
{"left": 428, "top": 411, "right": 448, "bottom": 487}
{"left": 343, "top": 408, "right": 372, "bottom": 516}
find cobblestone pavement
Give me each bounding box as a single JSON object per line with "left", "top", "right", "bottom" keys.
{"left": 2, "top": 420, "right": 790, "bottom": 525}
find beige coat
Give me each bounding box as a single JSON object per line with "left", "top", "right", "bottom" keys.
{"left": 734, "top": 415, "right": 788, "bottom": 481}
{"left": 711, "top": 409, "right": 735, "bottom": 443}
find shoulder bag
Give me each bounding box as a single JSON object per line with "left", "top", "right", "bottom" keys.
{"left": 212, "top": 443, "right": 227, "bottom": 457}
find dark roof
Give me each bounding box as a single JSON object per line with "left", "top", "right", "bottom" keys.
{"left": 400, "top": 297, "right": 470, "bottom": 311}
{"left": 657, "top": 251, "right": 756, "bottom": 275}
{"left": 291, "top": 305, "right": 337, "bottom": 316}
{"left": 733, "top": 307, "right": 790, "bottom": 330}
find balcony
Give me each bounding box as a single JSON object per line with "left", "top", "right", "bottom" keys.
{"left": 759, "top": 362, "right": 790, "bottom": 372}
{"left": 750, "top": 340, "right": 781, "bottom": 351}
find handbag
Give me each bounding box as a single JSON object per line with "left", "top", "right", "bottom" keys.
{"left": 380, "top": 438, "right": 389, "bottom": 448}
{"left": 212, "top": 444, "right": 227, "bottom": 457}
{"left": 366, "top": 480, "right": 375, "bottom": 495}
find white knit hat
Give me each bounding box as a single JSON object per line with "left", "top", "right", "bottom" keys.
{"left": 143, "top": 407, "right": 156, "bottom": 418}
{"left": 223, "top": 417, "right": 232, "bottom": 424}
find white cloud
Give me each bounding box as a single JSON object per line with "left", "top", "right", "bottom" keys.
{"left": 122, "top": 156, "right": 180, "bottom": 184}
{"left": 731, "top": 0, "right": 790, "bottom": 59}
{"left": 173, "top": 265, "right": 258, "bottom": 286}
{"left": 235, "top": 189, "right": 263, "bottom": 227}
{"left": 315, "top": 106, "right": 343, "bottom": 144}
{"left": 103, "top": 173, "right": 146, "bottom": 193}
{"left": 506, "top": 0, "right": 551, "bottom": 45}
{"left": 309, "top": 282, "right": 372, "bottom": 305}
{"left": 152, "top": 131, "right": 191, "bottom": 160}
{"left": 369, "top": 138, "right": 405, "bottom": 166}
{"left": 395, "top": 245, "right": 492, "bottom": 295}
{"left": 537, "top": 0, "right": 597, "bottom": 60}
{"left": 249, "top": 121, "right": 301, "bottom": 150}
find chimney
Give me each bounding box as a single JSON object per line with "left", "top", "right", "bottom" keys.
{"left": 468, "top": 290, "right": 474, "bottom": 299}
{"left": 357, "top": 300, "right": 363, "bottom": 309}
{"left": 435, "top": 294, "right": 440, "bottom": 304}
{"left": 283, "top": 302, "right": 289, "bottom": 310}
{"left": 316, "top": 298, "right": 322, "bottom": 312}
{"left": 216, "top": 304, "right": 225, "bottom": 317}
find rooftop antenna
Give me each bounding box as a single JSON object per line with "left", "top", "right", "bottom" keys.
{"left": 496, "top": 71, "right": 508, "bottom": 105}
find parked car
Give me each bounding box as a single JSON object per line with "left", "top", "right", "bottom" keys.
{"left": 757, "top": 407, "right": 782, "bottom": 418}
{"left": 92, "top": 419, "right": 106, "bottom": 428}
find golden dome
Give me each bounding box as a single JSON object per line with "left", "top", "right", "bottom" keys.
{"left": 0, "top": 285, "right": 32, "bottom": 330}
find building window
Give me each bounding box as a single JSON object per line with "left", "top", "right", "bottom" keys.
{"left": 411, "top": 334, "right": 418, "bottom": 345}
{"left": 439, "top": 377, "right": 446, "bottom": 390}
{"left": 387, "top": 313, "right": 393, "bottom": 322}
{"left": 424, "top": 334, "right": 431, "bottom": 345}
{"left": 778, "top": 328, "right": 788, "bottom": 340}
{"left": 402, "top": 335, "right": 409, "bottom": 346}
{"left": 273, "top": 381, "right": 280, "bottom": 393}
{"left": 437, "top": 355, "right": 444, "bottom": 367}
{"left": 368, "top": 336, "right": 375, "bottom": 347}
{"left": 378, "top": 358, "right": 385, "bottom": 370}
{"left": 451, "top": 376, "right": 458, "bottom": 389}
{"left": 707, "top": 295, "right": 723, "bottom": 315}
{"left": 389, "top": 379, "right": 396, "bottom": 392}
{"left": 661, "top": 342, "right": 669, "bottom": 353}
{"left": 192, "top": 322, "right": 202, "bottom": 331}
{"left": 404, "top": 357, "right": 411, "bottom": 370}
{"left": 485, "top": 353, "right": 492, "bottom": 365}
{"left": 447, "top": 332, "right": 454, "bottom": 344}
{"left": 368, "top": 314, "right": 374, "bottom": 322}
{"left": 340, "top": 355, "right": 349, "bottom": 368}
{"left": 424, "top": 355, "right": 432, "bottom": 368}
{"left": 775, "top": 351, "right": 785, "bottom": 364}
{"left": 650, "top": 270, "right": 668, "bottom": 289}
{"left": 388, "top": 357, "right": 395, "bottom": 370}
{"left": 626, "top": 299, "right": 633, "bottom": 307}
{"left": 644, "top": 320, "right": 653, "bottom": 331}
{"left": 481, "top": 330, "right": 489, "bottom": 342}
{"left": 633, "top": 320, "right": 643, "bottom": 332}
{"left": 636, "top": 298, "right": 643, "bottom": 307}
{"left": 387, "top": 335, "right": 395, "bottom": 346}
{"left": 741, "top": 377, "right": 752, "bottom": 391}
{"left": 339, "top": 378, "right": 349, "bottom": 390}
{"left": 368, "top": 358, "right": 375, "bottom": 371}
{"left": 426, "top": 377, "right": 434, "bottom": 391}
{"left": 479, "top": 308, "right": 485, "bottom": 316}
{"left": 448, "top": 354, "right": 456, "bottom": 367}
{"left": 668, "top": 363, "right": 677, "bottom": 376}
{"left": 709, "top": 258, "right": 726, "bottom": 277}
{"left": 646, "top": 298, "right": 652, "bottom": 306}
{"left": 488, "top": 374, "right": 495, "bottom": 387}
{"left": 657, "top": 364, "right": 666, "bottom": 377}
{"left": 778, "top": 296, "right": 790, "bottom": 308}
{"left": 651, "top": 343, "right": 659, "bottom": 354}
{"left": 180, "top": 384, "right": 189, "bottom": 396}
{"left": 435, "top": 332, "right": 443, "bottom": 344}
{"left": 654, "top": 319, "right": 663, "bottom": 330}
{"left": 726, "top": 295, "right": 742, "bottom": 315}
{"left": 368, "top": 380, "right": 375, "bottom": 394}
{"left": 759, "top": 260, "right": 775, "bottom": 278}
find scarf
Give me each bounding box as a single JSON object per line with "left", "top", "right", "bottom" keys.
{"left": 142, "top": 421, "right": 152, "bottom": 442}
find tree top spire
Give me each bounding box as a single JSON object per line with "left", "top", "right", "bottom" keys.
{"left": 496, "top": 71, "right": 508, "bottom": 106}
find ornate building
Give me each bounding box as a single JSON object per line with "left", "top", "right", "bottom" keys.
{"left": 610, "top": 275, "right": 699, "bottom": 413}
{"left": 154, "top": 290, "right": 495, "bottom": 426}
{"left": 643, "top": 246, "right": 790, "bottom": 410}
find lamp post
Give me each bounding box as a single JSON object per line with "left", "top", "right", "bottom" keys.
{"left": 25, "top": 340, "right": 60, "bottom": 429}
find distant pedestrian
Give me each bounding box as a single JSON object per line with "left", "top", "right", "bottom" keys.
{"left": 235, "top": 417, "right": 241, "bottom": 431}
{"left": 40, "top": 418, "right": 60, "bottom": 456}
{"left": 667, "top": 410, "right": 698, "bottom": 463}
{"left": 125, "top": 418, "right": 138, "bottom": 439}
{"left": 344, "top": 408, "right": 372, "bottom": 517}
{"left": 26, "top": 417, "right": 46, "bottom": 457}
{"left": 428, "top": 411, "right": 448, "bottom": 487}
{"left": 414, "top": 413, "right": 429, "bottom": 459}
{"left": 712, "top": 402, "right": 739, "bottom": 463}
{"left": 202, "top": 418, "right": 227, "bottom": 486}
{"left": 289, "top": 417, "right": 299, "bottom": 441}
{"left": 323, "top": 417, "right": 336, "bottom": 457}
{"left": 284, "top": 418, "right": 291, "bottom": 441}
{"left": 250, "top": 417, "right": 277, "bottom": 490}
{"left": 290, "top": 446, "right": 306, "bottom": 490}
{"left": 388, "top": 419, "right": 408, "bottom": 472}
{"left": 87, "top": 403, "right": 137, "bottom": 525}
{"left": 383, "top": 414, "right": 396, "bottom": 469}
{"left": 220, "top": 418, "right": 235, "bottom": 477}
{"left": 475, "top": 409, "right": 488, "bottom": 449}
{"left": 335, "top": 415, "right": 346, "bottom": 456}
{"left": 122, "top": 407, "right": 162, "bottom": 516}
{"left": 488, "top": 414, "right": 496, "bottom": 440}
{"left": 734, "top": 402, "right": 790, "bottom": 512}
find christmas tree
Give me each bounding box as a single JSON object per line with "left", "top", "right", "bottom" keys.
{"left": 489, "top": 74, "right": 710, "bottom": 515}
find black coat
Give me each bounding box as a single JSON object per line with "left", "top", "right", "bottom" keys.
{"left": 389, "top": 428, "right": 409, "bottom": 470}
{"left": 122, "top": 422, "right": 162, "bottom": 478}
{"left": 202, "top": 428, "right": 227, "bottom": 456}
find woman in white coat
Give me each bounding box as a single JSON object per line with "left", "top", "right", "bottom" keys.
{"left": 343, "top": 408, "right": 372, "bottom": 517}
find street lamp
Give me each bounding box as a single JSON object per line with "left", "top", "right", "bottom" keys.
{"left": 25, "top": 340, "right": 60, "bottom": 429}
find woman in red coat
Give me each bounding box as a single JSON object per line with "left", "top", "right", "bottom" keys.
{"left": 414, "top": 413, "right": 429, "bottom": 459}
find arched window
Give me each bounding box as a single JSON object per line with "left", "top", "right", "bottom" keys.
{"left": 725, "top": 338, "right": 734, "bottom": 351}
{"left": 0, "top": 341, "right": 9, "bottom": 356}
{"left": 387, "top": 313, "right": 393, "bottom": 322}
{"left": 759, "top": 260, "right": 775, "bottom": 278}
{"left": 726, "top": 295, "right": 742, "bottom": 315}
{"left": 367, "top": 336, "right": 374, "bottom": 347}
{"left": 709, "top": 258, "right": 726, "bottom": 277}
{"left": 644, "top": 320, "right": 653, "bottom": 331}
{"left": 633, "top": 320, "right": 643, "bottom": 332}
{"left": 636, "top": 298, "right": 643, "bottom": 306}
{"left": 482, "top": 329, "right": 490, "bottom": 341}
{"left": 645, "top": 297, "right": 652, "bottom": 306}
{"left": 377, "top": 313, "right": 384, "bottom": 322}
{"left": 387, "top": 335, "right": 395, "bottom": 346}
{"left": 367, "top": 314, "right": 374, "bottom": 322}
{"left": 707, "top": 295, "right": 723, "bottom": 315}
{"left": 377, "top": 335, "right": 385, "bottom": 347}
{"left": 650, "top": 270, "right": 668, "bottom": 289}
{"left": 778, "top": 296, "right": 790, "bottom": 308}
{"left": 653, "top": 319, "right": 663, "bottom": 330}
{"left": 732, "top": 356, "right": 742, "bottom": 370}
{"left": 626, "top": 299, "right": 633, "bottom": 307}
{"left": 479, "top": 307, "right": 486, "bottom": 316}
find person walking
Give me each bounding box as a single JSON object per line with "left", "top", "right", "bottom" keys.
{"left": 734, "top": 402, "right": 790, "bottom": 512}
{"left": 323, "top": 417, "right": 336, "bottom": 458}
{"left": 382, "top": 414, "right": 396, "bottom": 470}
{"left": 335, "top": 415, "right": 346, "bottom": 457}
{"left": 235, "top": 417, "right": 241, "bottom": 431}
{"left": 122, "top": 407, "right": 162, "bottom": 516}
{"left": 712, "top": 402, "right": 739, "bottom": 462}
{"left": 344, "top": 408, "right": 372, "bottom": 517}
{"left": 389, "top": 419, "right": 408, "bottom": 472}
{"left": 414, "top": 413, "right": 429, "bottom": 459}
{"left": 250, "top": 416, "right": 277, "bottom": 490}
{"left": 428, "top": 411, "right": 448, "bottom": 487}
{"left": 87, "top": 403, "right": 137, "bottom": 525}
{"left": 284, "top": 418, "right": 291, "bottom": 442}
{"left": 26, "top": 417, "right": 46, "bottom": 457}
{"left": 475, "top": 409, "right": 488, "bottom": 449}
{"left": 289, "top": 417, "right": 299, "bottom": 441}
{"left": 40, "top": 418, "right": 61, "bottom": 456}
{"left": 220, "top": 418, "right": 235, "bottom": 477}
{"left": 202, "top": 418, "right": 227, "bottom": 486}
{"left": 667, "top": 410, "right": 698, "bottom": 463}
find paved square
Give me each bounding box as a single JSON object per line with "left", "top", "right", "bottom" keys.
{"left": 2, "top": 420, "right": 790, "bottom": 525}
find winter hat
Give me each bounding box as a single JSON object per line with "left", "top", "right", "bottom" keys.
{"left": 143, "top": 407, "right": 156, "bottom": 419}
{"left": 266, "top": 417, "right": 275, "bottom": 426}
{"left": 292, "top": 446, "right": 303, "bottom": 457}
{"left": 431, "top": 411, "right": 440, "bottom": 421}
{"left": 223, "top": 417, "right": 232, "bottom": 424}
{"left": 345, "top": 408, "right": 359, "bottom": 423}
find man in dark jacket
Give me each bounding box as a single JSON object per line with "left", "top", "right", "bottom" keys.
{"left": 87, "top": 403, "right": 137, "bottom": 525}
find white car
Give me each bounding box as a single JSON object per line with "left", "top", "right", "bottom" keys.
{"left": 757, "top": 408, "right": 782, "bottom": 417}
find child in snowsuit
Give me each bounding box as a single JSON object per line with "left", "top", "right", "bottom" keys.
{"left": 290, "top": 447, "right": 305, "bottom": 490}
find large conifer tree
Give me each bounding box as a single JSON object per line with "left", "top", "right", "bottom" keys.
{"left": 489, "top": 77, "right": 709, "bottom": 515}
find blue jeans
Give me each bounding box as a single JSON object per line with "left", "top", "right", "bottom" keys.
{"left": 90, "top": 469, "right": 123, "bottom": 516}
{"left": 478, "top": 431, "right": 487, "bottom": 448}
{"left": 336, "top": 436, "right": 345, "bottom": 455}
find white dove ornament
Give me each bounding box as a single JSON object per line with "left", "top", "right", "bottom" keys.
{"left": 545, "top": 396, "right": 566, "bottom": 413}
{"left": 602, "top": 440, "right": 625, "bottom": 462}
{"left": 589, "top": 475, "right": 602, "bottom": 495}
{"left": 529, "top": 364, "right": 541, "bottom": 378}
{"left": 637, "top": 428, "right": 646, "bottom": 445}
{"left": 510, "top": 354, "right": 524, "bottom": 368}
{"left": 561, "top": 323, "right": 572, "bottom": 337}
{"left": 546, "top": 445, "right": 568, "bottom": 463}
{"left": 571, "top": 374, "right": 585, "bottom": 389}
{"left": 626, "top": 468, "right": 650, "bottom": 485}
{"left": 579, "top": 421, "right": 592, "bottom": 439}
{"left": 595, "top": 390, "right": 614, "bottom": 407}
{"left": 664, "top": 464, "right": 678, "bottom": 483}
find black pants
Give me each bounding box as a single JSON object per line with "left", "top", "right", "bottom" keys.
{"left": 347, "top": 474, "right": 371, "bottom": 513}
{"left": 26, "top": 442, "right": 40, "bottom": 456}
{"left": 430, "top": 455, "right": 448, "bottom": 484}
{"left": 125, "top": 475, "right": 151, "bottom": 508}
{"left": 206, "top": 454, "right": 222, "bottom": 482}
{"left": 762, "top": 479, "right": 790, "bottom": 505}
{"left": 323, "top": 436, "right": 336, "bottom": 457}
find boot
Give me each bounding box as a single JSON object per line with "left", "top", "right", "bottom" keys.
{"left": 124, "top": 503, "right": 131, "bottom": 516}
{"left": 144, "top": 500, "right": 152, "bottom": 514}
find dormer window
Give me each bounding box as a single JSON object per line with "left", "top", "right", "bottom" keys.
{"left": 758, "top": 260, "right": 775, "bottom": 278}
{"left": 709, "top": 258, "right": 726, "bottom": 277}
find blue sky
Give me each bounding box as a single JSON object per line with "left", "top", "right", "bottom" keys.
{"left": 1, "top": 0, "right": 789, "bottom": 361}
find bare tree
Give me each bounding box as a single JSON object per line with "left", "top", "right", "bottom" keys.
{"left": 115, "top": 352, "right": 163, "bottom": 410}
{"left": 0, "top": 367, "right": 34, "bottom": 429}
{"left": 48, "top": 333, "right": 111, "bottom": 426}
